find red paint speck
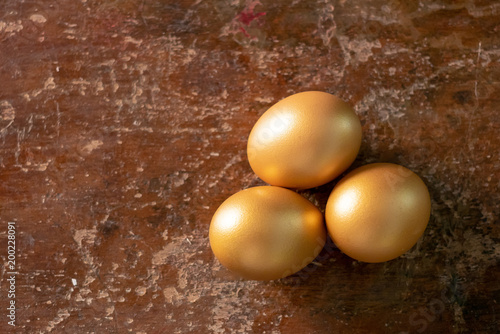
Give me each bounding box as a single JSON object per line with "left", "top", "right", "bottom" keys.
{"left": 238, "top": 10, "right": 266, "bottom": 26}
{"left": 239, "top": 27, "right": 251, "bottom": 38}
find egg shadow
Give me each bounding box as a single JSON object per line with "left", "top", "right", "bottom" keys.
{"left": 269, "top": 239, "right": 448, "bottom": 333}
{"left": 266, "top": 141, "right": 453, "bottom": 331}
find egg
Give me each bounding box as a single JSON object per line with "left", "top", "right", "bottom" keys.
{"left": 247, "top": 91, "right": 362, "bottom": 189}
{"left": 209, "top": 186, "right": 326, "bottom": 280}
{"left": 325, "top": 163, "right": 431, "bottom": 263}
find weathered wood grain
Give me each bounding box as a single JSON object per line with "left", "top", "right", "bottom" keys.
{"left": 0, "top": 0, "right": 499, "bottom": 333}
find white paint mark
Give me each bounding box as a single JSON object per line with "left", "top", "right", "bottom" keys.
{"left": 36, "top": 161, "right": 50, "bottom": 171}
{"left": 177, "top": 268, "right": 188, "bottom": 289}
{"left": 338, "top": 36, "right": 382, "bottom": 64}
{"left": 1, "top": 101, "right": 16, "bottom": 121}
{"left": 81, "top": 140, "right": 103, "bottom": 154}
{"left": 474, "top": 41, "right": 482, "bottom": 101}
{"left": 45, "top": 309, "right": 70, "bottom": 332}
{"left": 96, "top": 80, "right": 104, "bottom": 93}
{"left": 30, "top": 14, "right": 47, "bottom": 23}
{"left": 183, "top": 48, "right": 198, "bottom": 65}
{"left": 449, "top": 59, "right": 469, "bottom": 68}
{"left": 466, "top": 41, "right": 482, "bottom": 149}
{"left": 135, "top": 286, "right": 147, "bottom": 296}
{"left": 221, "top": 122, "right": 232, "bottom": 132}
{"left": 97, "top": 291, "right": 109, "bottom": 298}
{"left": 0, "top": 20, "right": 23, "bottom": 35}
{"left": 0, "top": 101, "right": 15, "bottom": 134}
{"left": 124, "top": 36, "right": 143, "bottom": 46}
{"left": 73, "top": 228, "right": 98, "bottom": 247}
{"left": 254, "top": 96, "right": 274, "bottom": 104}
{"left": 173, "top": 172, "right": 190, "bottom": 187}
{"left": 163, "top": 287, "right": 180, "bottom": 304}
{"left": 100, "top": 59, "right": 116, "bottom": 67}
{"left": 152, "top": 242, "right": 179, "bottom": 265}
{"left": 64, "top": 28, "right": 77, "bottom": 35}
{"left": 105, "top": 306, "right": 114, "bottom": 316}
{"left": 71, "top": 79, "right": 91, "bottom": 85}
{"left": 317, "top": 0, "right": 336, "bottom": 46}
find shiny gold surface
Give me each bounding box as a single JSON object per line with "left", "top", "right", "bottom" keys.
{"left": 247, "top": 91, "right": 362, "bottom": 189}
{"left": 209, "top": 186, "right": 326, "bottom": 280}
{"left": 325, "top": 163, "right": 431, "bottom": 263}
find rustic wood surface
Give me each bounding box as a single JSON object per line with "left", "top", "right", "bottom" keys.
{"left": 1, "top": 0, "right": 499, "bottom": 333}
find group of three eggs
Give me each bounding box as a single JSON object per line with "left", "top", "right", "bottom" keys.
{"left": 209, "top": 91, "right": 431, "bottom": 281}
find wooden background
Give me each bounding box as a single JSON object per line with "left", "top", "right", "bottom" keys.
{"left": 1, "top": 0, "right": 499, "bottom": 333}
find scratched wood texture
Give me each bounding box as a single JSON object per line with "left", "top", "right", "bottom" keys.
{"left": 0, "top": 0, "right": 499, "bottom": 333}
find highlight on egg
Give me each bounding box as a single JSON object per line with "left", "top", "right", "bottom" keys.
{"left": 209, "top": 186, "right": 326, "bottom": 280}
{"left": 325, "top": 163, "right": 431, "bottom": 263}
{"left": 247, "top": 91, "right": 362, "bottom": 189}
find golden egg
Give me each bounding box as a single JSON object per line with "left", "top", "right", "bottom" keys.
{"left": 325, "top": 163, "right": 431, "bottom": 263}
{"left": 209, "top": 186, "right": 326, "bottom": 280}
{"left": 247, "top": 91, "right": 362, "bottom": 189}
